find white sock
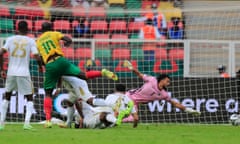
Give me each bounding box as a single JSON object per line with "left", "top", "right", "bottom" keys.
{"left": 93, "top": 98, "right": 107, "bottom": 106}
{"left": 66, "top": 106, "right": 74, "bottom": 125}
{"left": 24, "top": 101, "right": 34, "bottom": 125}
{"left": 0, "top": 100, "right": 9, "bottom": 124}
{"left": 106, "top": 114, "right": 117, "bottom": 124}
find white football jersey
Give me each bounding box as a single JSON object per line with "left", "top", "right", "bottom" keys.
{"left": 105, "top": 92, "right": 136, "bottom": 114}
{"left": 3, "top": 35, "right": 38, "bottom": 76}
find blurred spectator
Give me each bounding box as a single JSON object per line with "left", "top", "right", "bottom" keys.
{"left": 73, "top": 18, "right": 89, "bottom": 38}
{"left": 217, "top": 65, "right": 230, "bottom": 78}
{"left": 135, "top": 3, "right": 167, "bottom": 36}
{"left": 71, "top": 0, "right": 90, "bottom": 8}
{"left": 91, "top": 0, "right": 109, "bottom": 9}
{"left": 37, "top": 0, "right": 53, "bottom": 20}
{"left": 168, "top": 17, "right": 183, "bottom": 40}
{"left": 139, "top": 18, "right": 162, "bottom": 60}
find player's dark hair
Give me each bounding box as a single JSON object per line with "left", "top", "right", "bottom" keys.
{"left": 115, "top": 84, "right": 126, "bottom": 92}
{"left": 41, "top": 22, "right": 53, "bottom": 32}
{"left": 18, "top": 20, "right": 28, "bottom": 34}
{"left": 145, "top": 18, "right": 153, "bottom": 25}
{"left": 157, "top": 74, "right": 170, "bottom": 91}
{"left": 157, "top": 74, "right": 171, "bottom": 83}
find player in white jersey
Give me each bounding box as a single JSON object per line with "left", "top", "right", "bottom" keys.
{"left": 58, "top": 75, "right": 109, "bottom": 128}
{"left": 0, "top": 21, "right": 43, "bottom": 130}
{"left": 74, "top": 100, "right": 117, "bottom": 129}
{"left": 105, "top": 84, "right": 139, "bottom": 128}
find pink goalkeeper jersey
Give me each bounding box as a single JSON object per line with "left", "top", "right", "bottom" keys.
{"left": 126, "top": 75, "right": 171, "bottom": 105}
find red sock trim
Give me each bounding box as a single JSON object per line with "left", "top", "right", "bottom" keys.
{"left": 86, "top": 71, "right": 102, "bottom": 79}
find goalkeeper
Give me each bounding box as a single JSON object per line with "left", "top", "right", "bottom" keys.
{"left": 123, "top": 60, "right": 201, "bottom": 121}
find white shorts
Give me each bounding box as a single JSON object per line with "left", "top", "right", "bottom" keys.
{"left": 5, "top": 76, "right": 33, "bottom": 95}
{"left": 62, "top": 76, "right": 93, "bottom": 103}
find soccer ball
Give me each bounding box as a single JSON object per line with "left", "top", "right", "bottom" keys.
{"left": 229, "top": 114, "right": 240, "bottom": 126}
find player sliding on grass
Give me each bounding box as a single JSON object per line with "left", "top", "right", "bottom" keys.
{"left": 59, "top": 76, "right": 136, "bottom": 128}
{"left": 122, "top": 60, "right": 201, "bottom": 121}
{"left": 36, "top": 22, "right": 118, "bottom": 128}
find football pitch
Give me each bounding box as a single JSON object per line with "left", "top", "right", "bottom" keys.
{"left": 0, "top": 123, "right": 239, "bottom": 144}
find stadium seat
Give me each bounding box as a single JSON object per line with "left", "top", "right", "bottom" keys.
{"left": 72, "top": 20, "right": 79, "bottom": 28}
{"left": 0, "top": 6, "right": 11, "bottom": 17}
{"left": 108, "top": 0, "right": 125, "bottom": 5}
{"left": 95, "top": 49, "right": 111, "bottom": 59}
{"left": 75, "top": 48, "right": 92, "bottom": 59}
{"left": 128, "top": 21, "right": 144, "bottom": 33}
{"left": 112, "top": 48, "right": 130, "bottom": 60}
{"left": 168, "top": 48, "right": 184, "bottom": 60}
{"left": 88, "top": 7, "right": 106, "bottom": 19}
{"left": 111, "top": 34, "right": 128, "bottom": 46}
{"left": 34, "top": 20, "right": 50, "bottom": 31}
{"left": 131, "top": 48, "right": 144, "bottom": 60}
{"left": 90, "top": 20, "right": 108, "bottom": 33}
{"left": 72, "top": 6, "right": 86, "bottom": 17}
{"left": 16, "top": 20, "right": 33, "bottom": 31}
{"left": 157, "top": 35, "right": 167, "bottom": 47}
{"left": 0, "top": 18, "right": 14, "bottom": 32}
{"left": 155, "top": 48, "right": 168, "bottom": 60}
{"left": 107, "top": 7, "right": 125, "bottom": 19}
{"left": 129, "top": 33, "right": 143, "bottom": 48}
{"left": 53, "top": 20, "right": 71, "bottom": 32}
{"left": 93, "top": 34, "right": 110, "bottom": 47}
{"left": 109, "top": 20, "right": 127, "bottom": 33}
{"left": 62, "top": 47, "right": 75, "bottom": 59}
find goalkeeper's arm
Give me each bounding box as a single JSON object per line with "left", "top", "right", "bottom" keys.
{"left": 123, "top": 60, "right": 144, "bottom": 79}
{"left": 170, "top": 100, "right": 201, "bottom": 116}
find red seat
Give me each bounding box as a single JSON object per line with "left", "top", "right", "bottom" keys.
{"left": 72, "top": 6, "right": 86, "bottom": 17}
{"left": 112, "top": 48, "right": 130, "bottom": 60}
{"left": 88, "top": 7, "right": 106, "bottom": 18}
{"left": 167, "top": 21, "right": 183, "bottom": 30}
{"left": 53, "top": 20, "right": 71, "bottom": 31}
{"left": 168, "top": 48, "right": 184, "bottom": 60}
{"left": 0, "top": 6, "right": 11, "bottom": 17}
{"left": 93, "top": 34, "right": 110, "bottom": 47}
{"left": 111, "top": 34, "right": 128, "bottom": 46}
{"left": 90, "top": 20, "right": 108, "bottom": 32}
{"left": 75, "top": 48, "right": 92, "bottom": 59}
{"left": 34, "top": 20, "right": 50, "bottom": 31}
{"left": 72, "top": 20, "right": 79, "bottom": 28}
{"left": 16, "top": 20, "right": 33, "bottom": 31}
{"left": 62, "top": 47, "right": 75, "bottom": 59}
{"left": 109, "top": 20, "right": 127, "bottom": 33}
{"left": 155, "top": 48, "right": 168, "bottom": 60}
{"left": 157, "top": 35, "right": 167, "bottom": 47}
{"left": 128, "top": 21, "right": 144, "bottom": 33}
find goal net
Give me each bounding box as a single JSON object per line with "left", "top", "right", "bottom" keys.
{"left": 0, "top": 0, "right": 239, "bottom": 124}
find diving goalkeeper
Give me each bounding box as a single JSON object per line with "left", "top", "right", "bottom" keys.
{"left": 122, "top": 60, "right": 201, "bottom": 121}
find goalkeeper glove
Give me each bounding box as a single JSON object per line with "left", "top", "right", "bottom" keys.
{"left": 185, "top": 108, "right": 201, "bottom": 116}
{"left": 123, "top": 60, "right": 133, "bottom": 70}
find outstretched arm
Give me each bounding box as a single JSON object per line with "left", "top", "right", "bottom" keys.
{"left": 170, "top": 99, "right": 201, "bottom": 116}
{"left": 123, "top": 60, "right": 144, "bottom": 79}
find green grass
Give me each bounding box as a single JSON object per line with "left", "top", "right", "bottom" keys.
{"left": 0, "top": 124, "right": 239, "bottom": 144}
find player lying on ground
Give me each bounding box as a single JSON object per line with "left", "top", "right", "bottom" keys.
{"left": 105, "top": 84, "right": 138, "bottom": 128}
{"left": 57, "top": 75, "right": 117, "bottom": 128}
{"left": 122, "top": 60, "right": 201, "bottom": 121}
{"left": 36, "top": 22, "right": 118, "bottom": 128}
{"left": 58, "top": 82, "right": 136, "bottom": 128}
